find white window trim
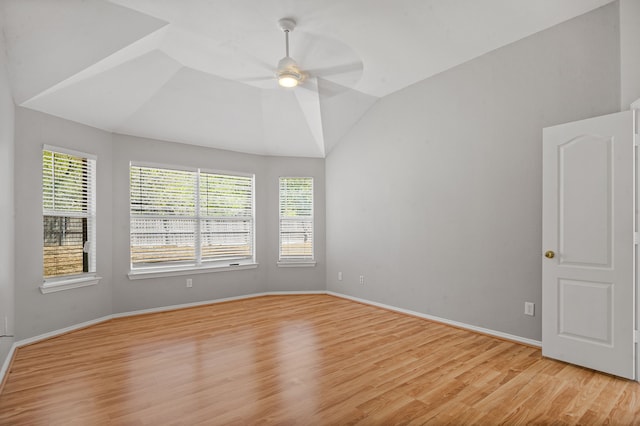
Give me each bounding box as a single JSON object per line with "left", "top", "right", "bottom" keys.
{"left": 128, "top": 261, "right": 258, "bottom": 280}
{"left": 40, "top": 274, "right": 102, "bottom": 294}
{"left": 43, "top": 144, "right": 97, "bottom": 162}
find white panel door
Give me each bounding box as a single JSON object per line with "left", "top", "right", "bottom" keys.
{"left": 542, "top": 110, "right": 636, "bottom": 379}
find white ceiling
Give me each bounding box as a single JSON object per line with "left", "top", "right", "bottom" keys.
{"left": 1, "top": 0, "right": 615, "bottom": 157}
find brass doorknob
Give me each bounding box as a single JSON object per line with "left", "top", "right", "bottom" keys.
{"left": 544, "top": 250, "right": 555, "bottom": 259}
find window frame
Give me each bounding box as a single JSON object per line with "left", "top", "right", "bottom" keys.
{"left": 128, "top": 161, "right": 257, "bottom": 279}
{"left": 278, "top": 176, "right": 315, "bottom": 267}
{"left": 41, "top": 145, "right": 101, "bottom": 294}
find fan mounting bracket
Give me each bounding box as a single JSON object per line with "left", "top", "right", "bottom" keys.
{"left": 278, "top": 18, "right": 296, "bottom": 33}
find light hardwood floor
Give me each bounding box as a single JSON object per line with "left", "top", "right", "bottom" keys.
{"left": 1, "top": 294, "right": 639, "bottom": 425}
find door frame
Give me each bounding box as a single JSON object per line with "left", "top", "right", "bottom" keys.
{"left": 631, "top": 98, "right": 640, "bottom": 381}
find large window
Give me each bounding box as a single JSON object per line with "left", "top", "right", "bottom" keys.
{"left": 279, "top": 177, "right": 314, "bottom": 263}
{"left": 130, "top": 164, "right": 255, "bottom": 270}
{"left": 43, "top": 146, "right": 96, "bottom": 280}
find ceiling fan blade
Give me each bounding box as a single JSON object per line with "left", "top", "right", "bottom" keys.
{"left": 317, "top": 77, "right": 352, "bottom": 97}
{"left": 297, "top": 76, "right": 352, "bottom": 98}
{"left": 235, "top": 74, "right": 278, "bottom": 90}
{"left": 298, "top": 77, "right": 318, "bottom": 92}
{"left": 233, "top": 52, "right": 276, "bottom": 75}
{"left": 290, "top": 32, "right": 319, "bottom": 66}
{"left": 237, "top": 75, "right": 273, "bottom": 82}
{"left": 306, "top": 61, "right": 363, "bottom": 78}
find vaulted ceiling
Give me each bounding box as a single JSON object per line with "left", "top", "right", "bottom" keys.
{"left": 0, "top": 0, "right": 615, "bottom": 157}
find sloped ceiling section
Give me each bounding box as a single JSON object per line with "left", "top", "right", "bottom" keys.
{"left": 1, "top": 0, "right": 615, "bottom": 158}
{"left": 3, "top": 0, "right": 169, "bottom": 104}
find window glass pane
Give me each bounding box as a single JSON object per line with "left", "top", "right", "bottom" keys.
{"left": 130, "top": 218, "right": 196, "bottom": 265}
{"left": 201, "top": 218, "right": 253, "bottom": 261}
{"left": 200, "top": 173, "right": 253, "bottom": 217}
{"left": 43, "top": 150, "right": 91, "bottom": 213}
{"left": 130, "top": 166, "right": 195, "bottom": 216}
{"left": 43, "top": 216, "right": 87, "bottom": 278}
{"left": 280, "top": 218, "right": 313, "bottom": 258}
{"left": 279, "top": 177, "right": 313, "bottom": 260}
{"left": 279, "top": 178, "right": 313, "bottom": 218}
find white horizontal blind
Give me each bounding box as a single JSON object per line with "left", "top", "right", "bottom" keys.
{"left": 279, "top": 177, "right": 313, "bottom": 260}
{"left": 200, "top": 172, "right": 254, "bottom": 261}
{"left": 130, "top": 164, "right": 254, "bottom": 268}
{"left": 43, "top": 147, "right": 96, "bottom": 278}
{"left": 130, "top": 166, "right": 196, "bottom": 265}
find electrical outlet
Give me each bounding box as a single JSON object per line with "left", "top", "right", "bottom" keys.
{"left": 3, "top": 315, "right": 7, "bottom": 335}
{"left": 186, "top": 278, "right": 193, "bottom": 288}
{"left": 359, "top": 275, "right": 364, "bottom": 285}
{"left": 524, "top": 302, "right": 535, "bottom": 316}
{"left": 338, "top": 272, "right": 343, "bottom": 281}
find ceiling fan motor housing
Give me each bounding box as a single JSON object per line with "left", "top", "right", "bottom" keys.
{"left": 278, "top": 18, "right": 296, "bottom": 33}
{"left": 277, "top": 56, "right": 301, "bottom": 75}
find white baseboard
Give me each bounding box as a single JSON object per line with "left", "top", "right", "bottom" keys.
{"left": 15, "top": 315, "right": 113, "bottom": 347}
{"left": 111, "top": 293, "right": 262, "bottom": 319}
{"left": 110, "top": 291, "right": 326, "bottom": 319}
{"left": 0, "top": 340, "right": 16, "bottom": 389}
{"left": 327, "top": 291, "right": 542, "bottom": 348}
{"left": 0, "top": 290, "right": 540, "bottom": 387}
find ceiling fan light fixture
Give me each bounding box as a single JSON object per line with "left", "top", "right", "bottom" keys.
{"left": 277, "top": 56, "right": 303, "bottom": 87}
{"left": 278, "top": 72, "right": 301, "bottom": 88}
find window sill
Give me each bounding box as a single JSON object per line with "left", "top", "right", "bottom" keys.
{"left": 40, "top": 275, "right": 102, "bottom": 294}
{"left": 277, "top": 260, "right": 316, "bottom": 268}
{"left": 128, "top": 262, "right": 259, "bottom": 280}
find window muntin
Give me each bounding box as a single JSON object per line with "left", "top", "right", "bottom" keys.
{"left": 279, "top": 177, "right": 314, "bottom": 261}
{"left": 42, "top": 146, "right": 96, "bottom": 279}
{"left": 130, "top": 164, "right": 255, "bottom": 269}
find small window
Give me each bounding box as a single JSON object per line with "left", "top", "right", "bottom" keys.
{"left": 130, "top": 164, "right": 255, "bottom": 271}
{"left": 42, "top": 146, "right": 96, "bottom": 279}
{"left": 279, "top": 177, "right": 314, "bottom": 263}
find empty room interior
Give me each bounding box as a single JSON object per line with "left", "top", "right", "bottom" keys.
{"left": 2, "top": 0, "right": 640, "bottom": 423}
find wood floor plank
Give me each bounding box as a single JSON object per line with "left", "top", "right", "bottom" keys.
{"left": 1, "top": 294, "right": 640, "bottom": 425}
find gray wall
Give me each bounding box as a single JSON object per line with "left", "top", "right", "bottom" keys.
{"left": 14, "top": 108, "right": 114, "bottom": 339}
{"left": 620, "top": 0, "right": 640, "bottom": 108}
{"left": 0, "top": 19, "right": 16, "bottom": 366}
{"left": 110, "top": 134, "right": 326, "bottom": 313}
{"left": 325, "top": 3, "right": 621, "bottom": 341}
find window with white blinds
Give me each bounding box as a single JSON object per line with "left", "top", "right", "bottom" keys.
{"left": 279, "top": 177, "right": 314, "bottom": 261}
{"left": 43, "top": 146, "right": 97, "bottom": 279}
{"left": 130, "top": 164, "right": 254, "bottom": 269}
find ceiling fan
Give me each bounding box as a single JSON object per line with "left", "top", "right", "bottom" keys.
{"left": 276, "top": 18, "right": 304, "bottom": 88}
{"left": 241, "top": 18, "right": 363, "bottom": 95}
